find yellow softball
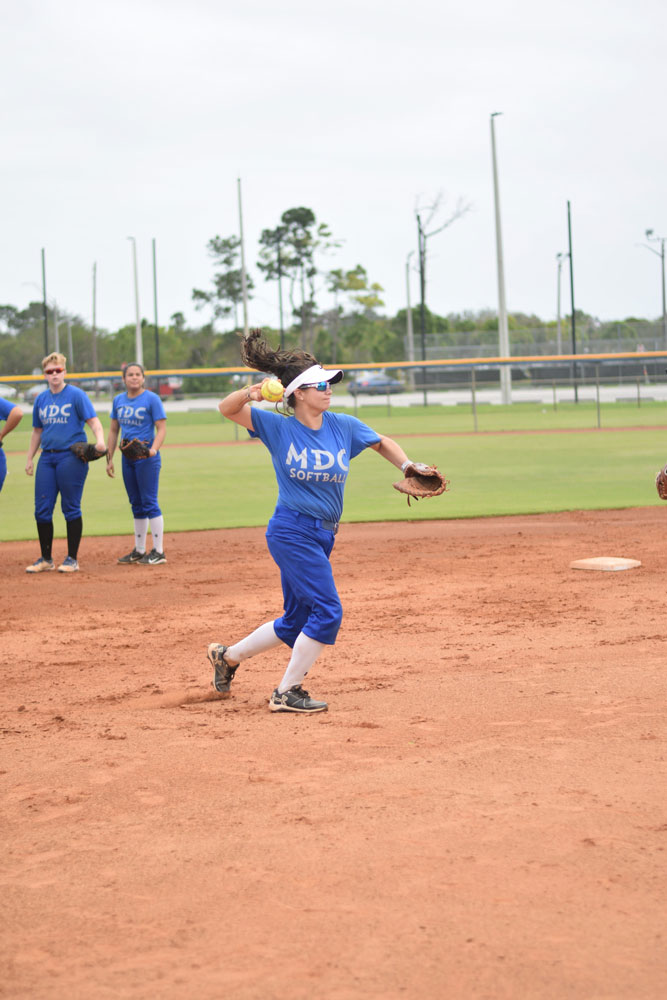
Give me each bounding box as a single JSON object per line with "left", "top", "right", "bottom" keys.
{"left": 261, "top": 378, "right": 284, "bottom": 402}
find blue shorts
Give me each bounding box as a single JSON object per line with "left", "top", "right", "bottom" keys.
{"left": 266, "top": 505, "right": 343, "bottom": 647}
{"left": 121, "top": 452, "right": 162, "bottom": 519}
{"left": 0, "top": 447, "right": 6, "bottom": 492}
{"left": 35, "top": 449, "right": 88, "bottom": 522}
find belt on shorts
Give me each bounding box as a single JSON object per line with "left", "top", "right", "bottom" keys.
{"left": 42, "top": 448, "right": 67, "bottom": 453}
{"left": 275, "top": 505, "right": 340, "bottom": 535}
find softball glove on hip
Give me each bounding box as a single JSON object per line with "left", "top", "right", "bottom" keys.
{"left": 70, "top": 442, "right": 107, "bottom": 462}
{"left": 120, "top": 438, "right": 151, "bottom": 461}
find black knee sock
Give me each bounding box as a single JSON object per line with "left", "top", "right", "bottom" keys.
{"left": 36, "top": 521, "right": 54, "bottom": 560}
{"left": 66, "top": 517, "right": 83, "bottom": 559}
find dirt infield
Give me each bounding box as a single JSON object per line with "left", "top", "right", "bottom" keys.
{"left": 2, "top": 509, "right": 665, "bottom": 999}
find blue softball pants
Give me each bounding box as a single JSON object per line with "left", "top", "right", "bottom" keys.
{"left": 266, "top": 505, "right": 343, "bottom": 647}
{"left": 34, "top": 450, "right": 88, "bottom": 522}
{"left": 0, "top": 447, "right": 6, "bottom": 492}
{"left": 121, "top": 452, "right": 162, "bottom": 518}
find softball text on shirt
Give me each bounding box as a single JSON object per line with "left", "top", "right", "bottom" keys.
{"left": 32, "top": 384, "right": 97, "bottom": 450}
{"left": 111, "top": 390, "right": 167, "bottom": 446}
{"left": 250, "top": 408, "right": 381, "bottom": 523}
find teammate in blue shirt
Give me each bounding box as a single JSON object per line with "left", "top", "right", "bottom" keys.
{"left": 0, "top": 395, "right": 24, "bottom": 492}
{"left": 106, "top": 363, "right": 168, "bottom": 565}
{"left": 207, "top": 329, "right": 427, "bottom": 714}
{"left": 24, "top": 353, "right": 106, "bottom": 573}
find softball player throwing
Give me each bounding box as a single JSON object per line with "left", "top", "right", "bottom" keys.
{"left": 24, "top": 353, "right": 106, "bottom": 573}
{"left": 0, "top": 395, "right": 23, "bottom": 492}
{"left": 106, "top": 363, "right": 167, "bottom": 564}
{"left": 207, "top": 329, "right": 424, "bottom": 714}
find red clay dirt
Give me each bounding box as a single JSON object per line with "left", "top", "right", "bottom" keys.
{"left": 1, "top": 509, "right": 665, "bottom": 999}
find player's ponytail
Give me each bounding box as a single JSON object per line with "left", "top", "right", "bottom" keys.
{"left": 240, "top": 328, "right": 316, "bottom": 406}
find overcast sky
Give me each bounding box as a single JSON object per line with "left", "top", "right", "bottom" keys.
{"left": 2, "top": 0, "right": 665, "bottom": 339}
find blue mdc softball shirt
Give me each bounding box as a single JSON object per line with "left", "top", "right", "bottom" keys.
{"left": 111, "top": 389, "right": 166, "bottom": 445}
{"left": 32, "top": 385, "right": 96, "bottom": 449}
{"left": 250, "top": 408, "right": 381, "bottom": 523}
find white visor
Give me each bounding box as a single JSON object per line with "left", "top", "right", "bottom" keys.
{"left": 284, "top": 364, "right": 343, "bottom": 398}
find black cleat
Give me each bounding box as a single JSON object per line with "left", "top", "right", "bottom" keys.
{"left": 139, "top": 549, "right": 167, "bottom": 565}
{"left": 208, "top": 643, "right": 238, "bottom": 696}
{"left": 118, "top": 548, "right": 144, "bottom": 564}
{"left": 269, "top": 685, "right": 328, "bottom": 714}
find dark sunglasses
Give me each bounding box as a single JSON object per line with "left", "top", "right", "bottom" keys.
{"left": 44, "top": 368, "right": 65, "bottom": 375}
{"left": 301, "top": 381, "right": 329, "bottom": 392}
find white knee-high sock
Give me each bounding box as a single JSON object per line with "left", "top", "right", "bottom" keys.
{"left": 134, "top": 518, "right": 149, "bottom": 553}
{"left": 226, "top": 622, "right": 282, "bottom": 664}
{"left": 278, "top": 633, "right": 327, "bottom": 693}
{"left": 150, "top": 515, "right": 164, "bottom": 553}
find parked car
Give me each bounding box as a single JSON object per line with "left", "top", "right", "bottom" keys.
{"left": 23, "top": 384, "right": 43, "bottom": 403}
{"left": 152, "top": 376, "right": 183, "bottom": 399}
{"left": 78, "top": 379, "right": 113, "bottom": 392}
{"left": 111, "top": 375, "right": 184, "bottom": 399}
{"left": 347, "top": 371, "right": 405, "bottom": 396}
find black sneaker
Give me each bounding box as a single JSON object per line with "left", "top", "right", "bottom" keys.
{"left": 269, "top": 685, "right": 328, "bottom": 713}
{"left": 118, "top": 548, "right": 144, "bottom": 564}
{"left": 139, "top": 549, "right": 167, "bottom": 565}
{"left": 207, "top": 643, "right": 238, "bottom": 696}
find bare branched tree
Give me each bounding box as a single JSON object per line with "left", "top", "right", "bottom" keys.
{"left": 415, "top": 191, "right": 472, "bottom": 303}
{"left": 414, "top": 191, "right": 472, "bottom": 403}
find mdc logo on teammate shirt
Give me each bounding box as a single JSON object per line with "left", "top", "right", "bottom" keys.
{"left": 116, "top": 405, "right": 147, "bottom": 423}
{"left": 38, "top": 402, "right": 72, "bottom": 424}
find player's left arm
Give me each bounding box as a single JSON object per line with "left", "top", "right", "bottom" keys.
{"left": 0, "top": 405, "right": 23, "bottom": 445}
{"left": 86, "top": 416, "right": 106, "bottom": 453}
{"left": 149, "top": 418, "right": 166, "bottom": 457}
{"left": 369, "top": 435, "right": 412, "bottom": 472}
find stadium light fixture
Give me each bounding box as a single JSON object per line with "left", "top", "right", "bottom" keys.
{"left": 642, "top": 229, "right": 667, "bottom": 348}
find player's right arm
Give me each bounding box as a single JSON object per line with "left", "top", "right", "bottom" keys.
{"left": 218, "top": 384, "right": 265, "bottom": 432}
{"left": 25, "top": 427, "right": 42, "bottom": 476}
{"left": 0, "top": 405, "right": 22, "bottom": 445}
{"left": 106, "top": 418, "right": 120, "bottom": 478}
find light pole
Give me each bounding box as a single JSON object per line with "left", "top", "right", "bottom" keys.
{"left": 91, "top": 261, "right": 98, "bottom": 372}
{"left": 237, "top": 178, "right": 250, "bottom": 337}
{"left": 643, "top": 229, "right": 667, "bottom": 348}
{"left": 405, "top": 250, "right": 415, "bottom": 388}
{"left": 152, "top": 238, "right": 160, "bottom": 369}
{"left": 127, "top": 237, "right": 143, "bottom": 365}
{"left": 24, "top": 279, "right": 60, "bottom": 359}
{"left": 414, "top": 192, "right": 470, "bottom": 405}
{"left": 54, "top": 302, "right": 60, "bottom": 353}
{"left": 277, "top": 236, "right": 285, "bottom": 350}
{"left": 41, "top": 248, "right": 48, "bottom": 356}
{"left": 567, "top": 201, "right": 578, "bottom": 403}
{"left": 556, "top": 251, "right": 569, "bottom": 354}
{"left": 67, "top": 318, "right": 74, "bottom": 367}
{"left": 417, "top": 213, "right": 428, "bottom": 405}
{"left": 490, "top": 112, "right": 511, "bottom": 404}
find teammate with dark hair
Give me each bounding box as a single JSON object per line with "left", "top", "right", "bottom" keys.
{"left": 106, "top": 363, "right": 168, "bottom": 565}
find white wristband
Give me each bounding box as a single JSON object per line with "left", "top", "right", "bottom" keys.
{"left": 401, "top": 459, "right": 413, "bottom": 472}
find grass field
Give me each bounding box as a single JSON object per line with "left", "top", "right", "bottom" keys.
{"left": 2, "top": 400, "right": 666, "bottom": 541}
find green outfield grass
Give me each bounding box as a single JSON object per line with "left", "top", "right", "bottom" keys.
{"left": 2, "top": 400, "right": 666, "bottom": 541}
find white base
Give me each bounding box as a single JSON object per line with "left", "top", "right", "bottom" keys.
{"left": 570, "top": 556, "right": 641, "bottom": 572}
